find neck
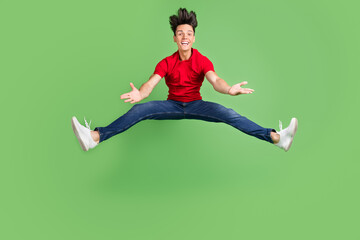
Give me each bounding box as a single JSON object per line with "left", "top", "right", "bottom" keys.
{"left": 178, "top": 48, "right": 192, "bottom": 61}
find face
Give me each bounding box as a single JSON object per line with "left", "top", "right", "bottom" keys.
{"left": 173, "top": 24, "right": 195, "bottom": 51}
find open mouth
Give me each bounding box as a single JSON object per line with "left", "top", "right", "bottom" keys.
{"left": 181, "top": 41, "right": 189, "bottom": 46}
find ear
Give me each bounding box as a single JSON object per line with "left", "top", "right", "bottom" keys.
{"left": 193, "top": 36, "right": 195, "bottom": 43}
{"left": 173, "top": 35, "right": 176, "bottom": 42}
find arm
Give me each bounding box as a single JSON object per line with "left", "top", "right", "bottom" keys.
{"left": 139, "top": 73, "right": 162, "bottom": 99}
{"left": 120, "top": 73, "right": 162, "bottom": 104}
{"left": 205, "top": 71, "right": 254, "bottom": 96}
{"left": 205, "top": 71, "right": 231, "bottom": 94}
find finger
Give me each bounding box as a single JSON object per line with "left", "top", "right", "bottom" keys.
{"left": 130, "top": 82, "right": 136, "bottom": 90}
{"left": 120, "top": 94, "right": 130, "bottom": 99}
{"left": 124, "top": 99, "right": 132, "bottom": 103}
{"left": 239, "top": 81, "right": 248, "bottom": 86}
{"left": 244, "top": 88, "right": 254, "bottom": 92}
{"left": 241, "top": 90, "right": 252, "bottom": 94}
{"left": 130, "top": 100, "right": 135, "bottom": 104}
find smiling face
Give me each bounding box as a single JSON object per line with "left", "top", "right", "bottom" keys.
{"left": 173, "top": 24, "right": 195, "bottom": 51}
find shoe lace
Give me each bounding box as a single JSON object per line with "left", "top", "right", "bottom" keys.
{"left": 279, "top": 120, "right": 283, "bottom": 131}
{"left": 84, "top": 117, "right": 92, "bottom": 130}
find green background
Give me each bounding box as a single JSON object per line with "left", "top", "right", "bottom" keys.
{"left": 1, "top": 0, "right": 359, "bottom": 239}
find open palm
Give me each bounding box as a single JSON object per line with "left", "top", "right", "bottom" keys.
{"left": 228, "top": 81, "right": 254, "bottom": 96}
{"left": 120, "top": 83, "right": 142, "bottom": 104}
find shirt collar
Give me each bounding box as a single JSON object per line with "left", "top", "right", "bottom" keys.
{"left": 175, "top": 48, "right": 195, "bottom": 61}
{"left": 173, "top": 48, "right": 201, "bottom": 73}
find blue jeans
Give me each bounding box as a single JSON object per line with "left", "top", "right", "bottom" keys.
{"left": 94, "top": 100, "right": 275, "bottom": 144}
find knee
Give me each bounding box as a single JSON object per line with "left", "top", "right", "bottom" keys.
{"left": 227, "top": 108, "right": 238, "bottom": 115}
{"left": 225, "top": 108, "right": 245, "bottom": 122}
{"left": 219, "top": 105, "right": 238, "bottom": 116}
{"left": 130, "top": 101, "right": 156, "bottom": 114}
{"left": 130, "top": 102, "right": 146, "bottom": 112}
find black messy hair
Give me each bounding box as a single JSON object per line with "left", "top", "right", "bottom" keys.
{"left": 169, "top": 8, "right": 198, "bottom": 36}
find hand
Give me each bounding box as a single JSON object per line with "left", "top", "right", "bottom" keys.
{"left": 228, "top": 81, "right": 254, "bottom": 96}
{"left": 120, "top": 83, "right": 142, "bottom": 104}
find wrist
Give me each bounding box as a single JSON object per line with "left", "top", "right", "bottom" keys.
{"left": 227, "top": 86, "right": 232, "bottom": 95}
{"left": 140, "top": 93, "right": 146, "bottom": 101}
{"left": 139, "top": 90, "right": 146, "bottom": 100}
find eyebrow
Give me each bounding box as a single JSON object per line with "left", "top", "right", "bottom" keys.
{"left": 176, "top": 30, "right": 193, "bottom": 32}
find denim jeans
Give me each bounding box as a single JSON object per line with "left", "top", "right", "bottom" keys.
{"left": 94, "top": 99, "right": 275, "bottom": 144}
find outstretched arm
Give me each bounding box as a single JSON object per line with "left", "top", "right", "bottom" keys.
{"left": 205, "top": 71, "right": 254, "bottom": 96}
{"left": 120, "top": 73, "right": 162, "bottom": 104}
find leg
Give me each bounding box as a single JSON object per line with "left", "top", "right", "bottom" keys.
{"left": 271, "top": 131, "right": 280, "bottom": 144}
{"left": 93, "top": 100, "right": 184, "bottom": 143}
{"left": 92, "top": 123, "right": 279, "bottom": 144}
{"left": 91, "top": 131, "right": 100, "bottom": 144}
{"left": 184, "top": 100, "right": 276, "bottom": 143}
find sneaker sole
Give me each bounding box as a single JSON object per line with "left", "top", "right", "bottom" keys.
{"left": 71, "top": 116, "right": 88, "bottom": 151}
{"left": 285, "top": 118, "right": 298, "bottom": 152}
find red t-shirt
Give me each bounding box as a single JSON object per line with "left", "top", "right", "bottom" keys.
{"left": 153, "top": 48, "right": 215, "bottom": 102}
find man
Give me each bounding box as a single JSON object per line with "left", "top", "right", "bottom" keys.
{"left": 71, "top": 8, "right": 298, "bottom": 152}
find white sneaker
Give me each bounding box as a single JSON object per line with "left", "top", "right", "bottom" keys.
{"left": 71, "top": 116, "right": 98, "bottom": 151}
{"left": 275, "top": 118, "right": 298, "bottom": 152}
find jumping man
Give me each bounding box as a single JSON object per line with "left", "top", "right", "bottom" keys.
{"left": 71, "top": 8, "right": 298, "bottom": 152}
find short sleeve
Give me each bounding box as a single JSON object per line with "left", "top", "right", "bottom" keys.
{"left": 153, "top": 58, "right": 168, "bottom": 78}
{"left": 203, "top": 56, "right": 215, "bottom": 74}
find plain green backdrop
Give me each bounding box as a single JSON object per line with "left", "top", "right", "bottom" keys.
{"left": 1, "top": 0, "right": 359, "bottom": 239}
